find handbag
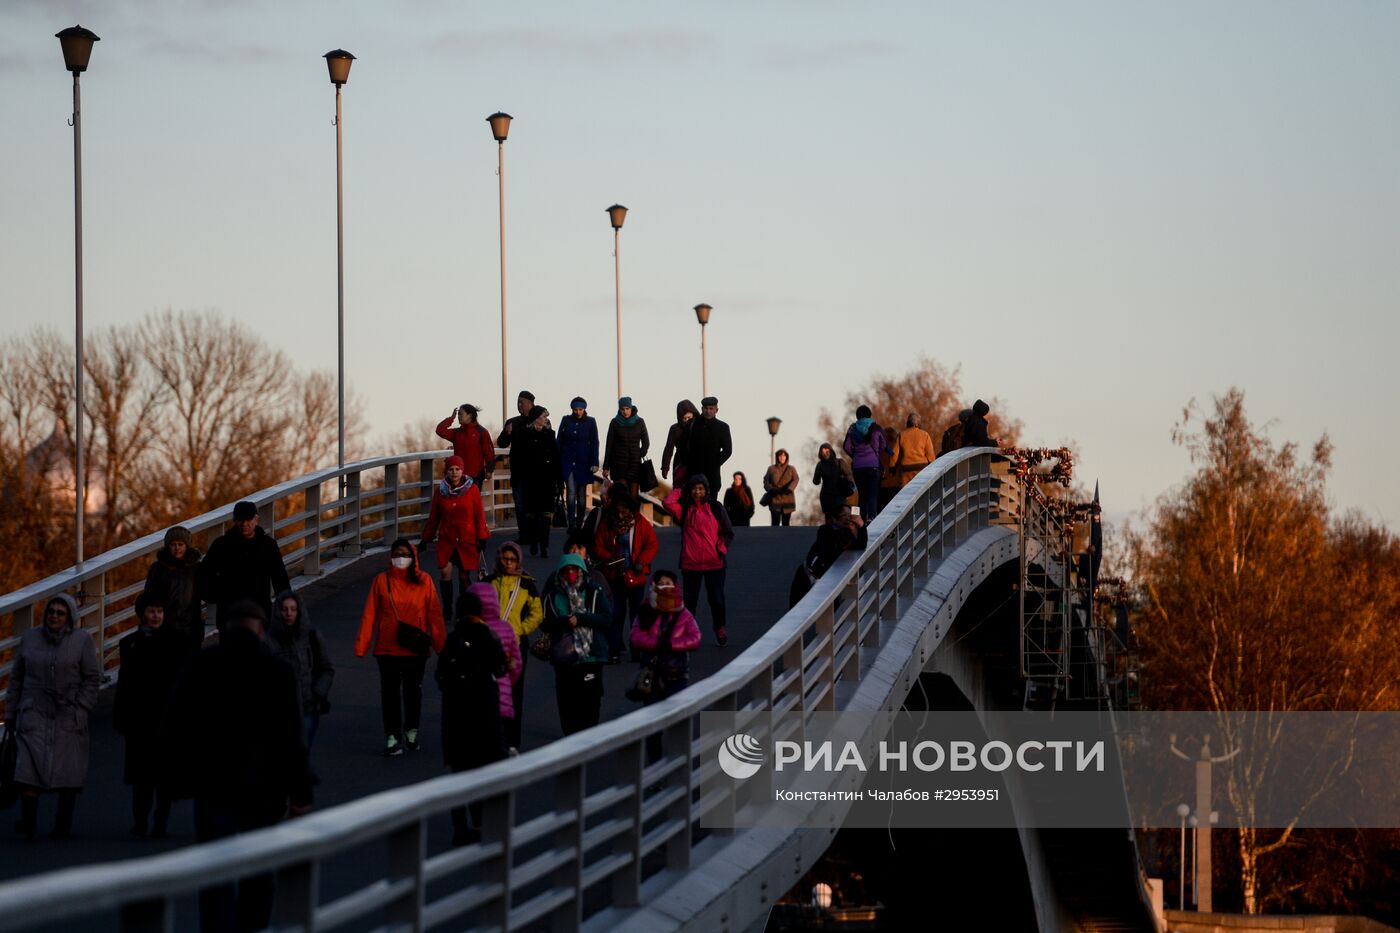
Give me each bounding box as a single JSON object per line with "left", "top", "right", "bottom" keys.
{"left": 758, "top": 490, "right": 773, "bottom": 508}
{"left": 639, "top": 458, "right": 658, "bottom": 491}
{"left": 625, "top": 664, "right": 657, "bottom": 703}
{"left": 529, "top": 631, "right": 553, "bottom": 661}
{"left": 552, "top": 496, "right": 568, "bottom": 528}
{"left": 0, "top": 723, "right": 18, "bottom": 811}
{"left": 386, "top": 575, "right": 432, "bottom": 656}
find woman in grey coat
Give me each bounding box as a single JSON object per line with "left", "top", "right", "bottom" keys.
{"left": 7, "top": 593, "right": 101, "bottom": 838}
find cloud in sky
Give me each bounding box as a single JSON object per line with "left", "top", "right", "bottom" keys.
{"left": 758, "top": 39, "right": 901, "bottom": 70}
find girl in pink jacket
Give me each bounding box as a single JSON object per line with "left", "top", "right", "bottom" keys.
{"left": 662, "top": 473, "right": 734, "bottom": 646}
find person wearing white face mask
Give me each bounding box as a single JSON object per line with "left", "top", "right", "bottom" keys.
{"left": 356, "top": 538, "right": 446, "bottom": 757}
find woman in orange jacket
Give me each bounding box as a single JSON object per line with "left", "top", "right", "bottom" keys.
{"left": 356, "top": 538, "right": 447, "bottom": 757}
{"left": 420, "top": 455, "right": 490, "bottom": 621}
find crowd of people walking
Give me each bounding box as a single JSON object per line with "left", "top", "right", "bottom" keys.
{"left": 1, "top": 386, "right": 1002, "bottom": 929}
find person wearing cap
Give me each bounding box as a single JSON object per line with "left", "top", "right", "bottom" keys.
{"left": 539, "top": 553, "right": 612, "bottom": 735}
{"left": 682, "top": 396, "right": 732, "bottom": 497}
{"left": 420, "top": 456, "right": 490, "bottom": 621}
{"left": 961, "top": 399, "right": 998, "bottom": 449}
{"left": 142, "top": 524, "right": 205, "bottom": 653}
{"left": 436, "top": 403, "right": 496, "bottom": 488}
{"left": 556, "top": 396, "right": 600, "bottom": 532}
{"left": 7, "top": 593, "right": 102, "bottom": 839}
{"left": 496, "top": 390, "right": 537, "bottom": 530}
{"left": 113, "top": 592, "right": 187, "bottom": 838}
{"left": 512, "top": 405, "right": 563, "bottom": 557}
{"left": 602, "top": 397, "right": 651, "bottom": 502}
{"left": 197, "top": 501, "right": 292, "bottom": 635}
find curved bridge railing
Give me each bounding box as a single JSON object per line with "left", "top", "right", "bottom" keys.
{"left": 0, "top": 448, "right": 1018, "bottom": 932}
{"left": 0, "top": 450, "right": 671, "bottom": 705}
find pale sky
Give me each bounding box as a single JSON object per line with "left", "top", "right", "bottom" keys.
{"left": 3, "top": 1, "right": 1397, "bottom": 529}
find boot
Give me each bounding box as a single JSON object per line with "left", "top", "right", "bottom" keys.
{"left": 14, "top": 795, "right": 38, "bottom": 838}
{"left": 51, "top": 790, "right": 76, "bottom": 838}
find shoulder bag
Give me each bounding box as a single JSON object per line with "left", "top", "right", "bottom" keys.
{"left": 387, "top": 574, "right": 432, "bottom": 656}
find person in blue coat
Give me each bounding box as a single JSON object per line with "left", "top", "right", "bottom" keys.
{"left": 556, "top": 396, "right": 600, "bottom": 532}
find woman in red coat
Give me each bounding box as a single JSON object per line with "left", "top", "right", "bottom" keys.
{"left": 589, "top": 487, "right": 658, "bottom": 664}
{"left": 420, "top": 456, "right": 490, "bottom": 621}
{"left": 355, "top": 539, "right": 447, "bottom": 756}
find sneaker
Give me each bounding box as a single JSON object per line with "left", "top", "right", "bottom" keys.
{"left": 715, "top": 627, "right": 728, "bottom": 647}
{"left": 507, "top": 746, "right": 520, "bottom": 758}
{"left": 405, "top": 729, "right": 420, "bottom": 751}
{"left": 385, "top": 735, "right": 405, "bottom": 757}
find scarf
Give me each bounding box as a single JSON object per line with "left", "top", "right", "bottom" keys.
{"left": 614, "top": 410, "right": 640, "bottom": 427}
{"left": 551, "top": 580, "right": 587, "bottom": 618}
{"left": 440, "top": 475, "right": 475, "bottom": 497}
{"left": 854, "top": 417, "right": 875, "bottom": 439}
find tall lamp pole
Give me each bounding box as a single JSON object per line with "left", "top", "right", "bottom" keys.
{"left": 57, "top": 25, "right": 99, "bottom": 578}
{"left": 324, "top": 49, "right": 354, "bottom": 485}
{"left": 607, "top": 205, "right": 628, "bottom": 400}
{"left": 693, "top": 303, "right": 712, "bottom": 397}
{"left": 766, "top": 417, "right": 783, "bottom": 464}
{"left": 1175, "top": 803, "right": 1190, "bottom": 910}
{"left": 488, "top": 112, "right": 513, "bottom": 428}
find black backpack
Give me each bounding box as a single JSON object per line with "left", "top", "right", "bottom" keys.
{"left": 939, "top": 421, "right": 964, "bottom": 456}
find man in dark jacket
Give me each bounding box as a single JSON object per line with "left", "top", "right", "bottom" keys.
{"left": 167, "top": 600, "right": 312, "bottom": 933}
{"left": 496, "top": 389, "right": 537, "bottom": 530}
{"left": 961, "top": 399, "right": 997, "bottom": 449}
{"left": 683, "top": 396, "right": 733, "bottom": 495}
{"left": 556, "top": 397, "right": 599, "bottom": 532}
{"left": 198, "top": 501, "right": 291, "bottom": 634}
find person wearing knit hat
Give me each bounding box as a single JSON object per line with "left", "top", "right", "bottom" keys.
{"left": 602, "top": 397, "right": 651, "bottom": 503}
{"left": 143, "top": 525, "right": 205, "bottom": 652}
{"left": 961, "top": 399, "right": 997, "bottom": 449}
{"left": 420, "top": 455, "right": 489, "bottom": 620}
{"left": 538, "top": 553, "right": 613, "bottom": 735}
{"left": 557, "top": 397, "right": 600, "bottom": 533}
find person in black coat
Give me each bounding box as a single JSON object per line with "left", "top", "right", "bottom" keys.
{"left": 113, "top": 592, "right": 189, "bottom": 838}
{"left": 197, "top": 501, "right": 291, "bottom": 634}
{"left": 789, "top": 505, "right": 868, "bottom": 608}
{"left": 961, "top": 399, "right": 997, "bottom": 449}
{"left": 496, "top": 389, "right": 537, "bottom": 529}
{"left": 166, "top": 600, "right": 312, "bottom": 933}
{"left": 661, "top": 399, "right": 699, "bottom": 483}
{"left": 683, "top": 396, "right": 733, "bottom": 495}
{"left": 602, "top": 397, "right": 651, "bottom": 501}
{"left": 143, "top": 525, "right": 205, "bottom": 652}
{"left": 722, "top": 471, "right": 755, "bottom": 527}
{"left": 813, "top": 443, "right": 854, "bottom": 520}
{"left": 513, "top": 405, "right": 564, "bottom": 557}
{"left": 436, "top": 591, "right": 508, "bottom": 845}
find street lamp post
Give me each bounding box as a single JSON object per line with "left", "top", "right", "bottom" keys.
{"left": 488, "top": 112, "right": 513, "bottom": 428}
{"left": 1176, "top": 803, "right": 1190, "bottom": 910}
{"left": 766, "top": 416, "right": 783, "bottom": 463}
{"left": 693, "top": 303, "right": 712, "bottom": 397}
{"left": 607, "top": 205, "right": 627, "bottom": 400}
{"left": 57, "top": 25, "right": 99, "bottom": 579}
{"left": 324, "top": 49, "right": 354, "bottom": 486}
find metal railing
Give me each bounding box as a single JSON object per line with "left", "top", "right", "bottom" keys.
{"left": 1, "top": 450, "right": 671, "bottom": 705}
{"left": 0, "top": 449, "right": 1016, "bottom": 932}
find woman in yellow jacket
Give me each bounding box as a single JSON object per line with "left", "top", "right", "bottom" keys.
{"left": 484, "top": 541, "right": 542, "bottom": 750}
{"left": 355, "top": 538, "right": 447, "bottom": 757}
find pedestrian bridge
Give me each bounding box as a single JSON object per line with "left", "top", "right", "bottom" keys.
{"left": 0, "top": 448, "right": 1157, "bottom": 932}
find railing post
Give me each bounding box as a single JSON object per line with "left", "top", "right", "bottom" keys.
{"left": 384, "top": 463, "right": 401, "bottom": 546}
{"left": 554, "top": 765, "right": 585, "bottom": 932}
{"left": 816, "top": 601, "right": 837, "bottom": 713}
{"left": 118, "top": 897, "right": 172, "bottom": 933}
{"left": 87, "top": 571, "right": 108, "bottom": 683}
{"left": 304, "top": 482, "right": 322, "bottom": 576}
{"left": 344, "top": 469, "right": 362, "bottom": 557}
{"left": 384, "top": 819, "right": 425, "bottom": 929}
{"left": 479, "top": 793, "right": 513, "bottom": 930}
{"left": 664, "top": 717, "right": 694, "bottom": 871}
{"left": 418, "top": 458, "right": 435, "bottom": 537}
{"left": 612, "top": 739, "right": 643, "bottom": 906}
{"left": 270, "top": 859, "right": 318, "bottom": 930}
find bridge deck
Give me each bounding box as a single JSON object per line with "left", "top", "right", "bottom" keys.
{"left": 0, "top": 525, "right": 811, "bottom": 886}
